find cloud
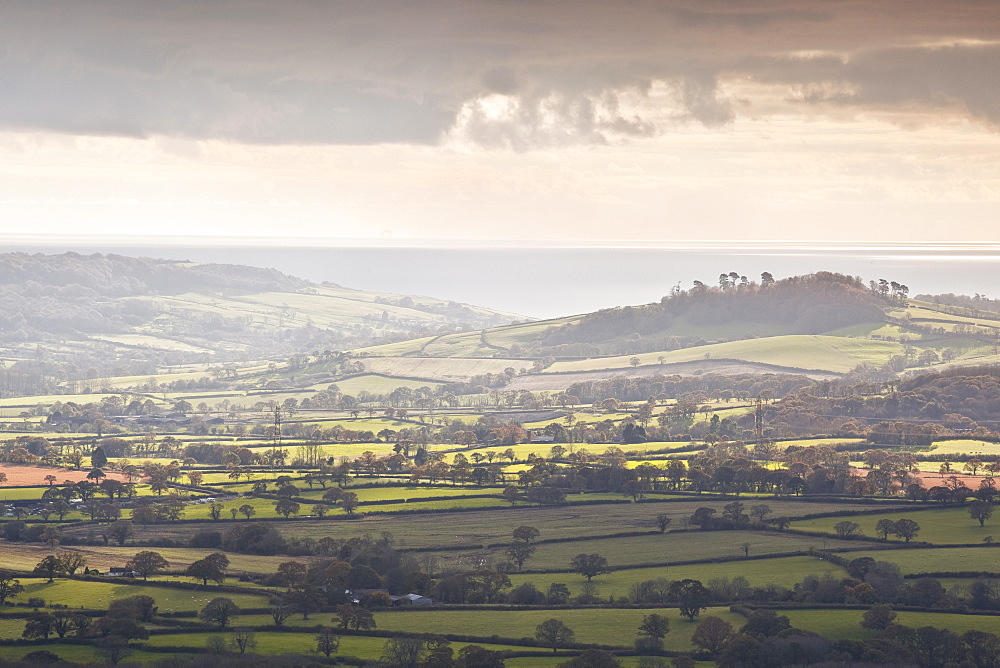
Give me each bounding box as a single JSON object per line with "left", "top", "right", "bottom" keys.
{"left": 1, "top": 1, "right": 998, "bottom": 147}
{"left": 743, "top": 42, "right": 1000, "bottom": 129}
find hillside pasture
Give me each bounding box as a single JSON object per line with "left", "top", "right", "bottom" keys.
{"left": 781, "top": 607, "right": 1000, "bottom": 641}
{"left": 89, "top": 333, "right": 214, "bottom": 354}
{"left": 0, "top": 645, "right": 150, "bottom": 665}
{"left": 508, "top": 554, "right": 844, "bottom": 598}
{"left": 791, "top": 505, "right": 996, "bottom": 544}
{"left": 296, "top": 485, "right": 506, "bottom": 503}
{"left": 80, "top": 499, "right": 898, "bottom": 551}
{"left": 430, "top": 529, "right": 864, "bottom": 572}
{"left": 143, "top": 631, "right": 526, "bottom": 660}
{"left": 544, "top": 335, "right": 902, "bottom": 375}
{"left": 420, "top": 331, "right": 495, "bottom": 357}
{"left": 358, "top": 356, "right": 530, "bottom": 382}
{"left": 371, "top": 606, "right": 746, "bottom": 651}
{"left": 326, "top": 374, "right": 444, "bottom": 395}
{"left": 924, "top": 439, "right": 1000, "bottom": 457}
{"left": 841, "top": 546, "right": 1000, "bottom": 576}
{"left": 12, "top": 578, "right": 271, "bottom": 612}
{"left": 0, "top": 543, "right": 295, "bottom": 574}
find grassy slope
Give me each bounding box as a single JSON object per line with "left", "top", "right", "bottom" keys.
{"left": 432, "top": 529, "right": 862, "bottom": 571}
{"left": 792, "top": 505, "right": 998, "bottom": 545}
{"left": 544, "top": 335, "right": 902, "bottom": 374}
{"left": 353, "top": 316, "right": 582, "bottom": 358}
{"left": 141, "top": 287, "right": 521, "bottom": 333}
{"left": 781, "top": 608, "right": 1000, "bottom": 640}
{"left": 371, "top": 606, "right": 746, "bottom": 651}
{"left": 357, "top": 356, "right": 533, "bottom": 382}
{"left": 508, "top": 555, "right": 845, "bottom": 597}
{"left": 13, "top": 578, "right": 270, "bottom": 612}
{"left": 329, "top": 374, "right": 443, "bottom": 394}
{"left": 844, "top": 546, "right": 1000, "bottom": 575}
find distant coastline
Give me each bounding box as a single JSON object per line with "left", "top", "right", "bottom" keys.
{"left": 1, "top": 240, "right": 997, "bottom": 319}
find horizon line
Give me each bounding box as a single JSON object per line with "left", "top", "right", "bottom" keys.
{"left": 4, "top": 234, "right": 1000, "bottom": 253}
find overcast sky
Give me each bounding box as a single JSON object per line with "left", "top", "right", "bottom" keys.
{"left": 1, "top": 0, "right": 999, "bottom": 247}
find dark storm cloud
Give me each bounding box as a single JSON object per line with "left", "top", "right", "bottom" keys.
{"left": 1, "top": 1, "right": 998, "bottom": 145}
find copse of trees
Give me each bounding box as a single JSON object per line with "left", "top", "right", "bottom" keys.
{"left": 544, "top": 272, "right": 887, "bottom": 351}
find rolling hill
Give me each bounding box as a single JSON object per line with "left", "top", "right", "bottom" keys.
{"left": 343, "top": 272, "right": 1000, "bottom": 393}
{"left": 3, "top": 257, "right": 1000, "bottom": 401}
{"left": 0, "top": 252, "right": 524, "bottom": 396}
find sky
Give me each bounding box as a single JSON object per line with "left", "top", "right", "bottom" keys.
{"left": 0, "top": 0, "right": 998, "bottom": 248}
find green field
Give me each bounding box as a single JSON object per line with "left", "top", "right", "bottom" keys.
{"left": 841, "top": 546, "right": 1000, "bottom": 575}
{"left": 509, "top": 554, "right": 845, "bottom": 598}
{"left": 0, "top": 543, "right": 297, "bottom": 574}
{"left": 791, "top": 506, "right": 998, "bottom": 545}
{"left": 144, "top": 631, "right": 526, "bottom": 660}
{"left": 782, "top": 608, "right": 1000, "bottom": 640}
{"left": 923, "top": 439, "right": 1000, "bottom": 456}
{"left": 108, "top": 499, "right": 901, "bottom": 551}
{"left": 296, "top": 485, "right": 505, "bottom": 502}
{"left": 372, "top": 606, "right": 746, "bottom": 651}
{"left": 468, "top": 530, "right": 863, "bottom": 572}
{"left": 545, "top": 335, "right": 903, "bottom": 375}
{"left": 0, "top": 645, "right": 163, "bottom": 664}
{"left": 12, "top": 579, "right": 271, "bottom": 613}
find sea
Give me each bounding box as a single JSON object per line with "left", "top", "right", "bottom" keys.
{"left": 2, "top": 239, "right": 998, "bottom": 320}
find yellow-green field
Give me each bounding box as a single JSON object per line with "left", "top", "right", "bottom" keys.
{"left": 545, "top": 335, "right": 903, "bottom": 374}
{"left": 371, "top": 606, "right": 746, "bottom": 651}
{"left": 509, "top": 554, "right": 846, "bottom": 597}
{"left": 12, "top": 578, "right": 271, "bottom": 612}
{"left": 791, "top": 506, "right": 997, "bottom": 545}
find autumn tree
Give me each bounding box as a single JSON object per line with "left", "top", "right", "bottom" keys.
{"left": 315, "top": 628, "right": 341, "bottom": 657}
{"left": 893, "top": 518, "right": 921, "bottom": 542}
{"left": 340, "top": 491, "right": 359, "bottom": 514}
{"left": 504, "top": 542, "right": 536, "bottom": 571}
{"left": 513, "top": 526, "right": 540, "bottom": 543}
{"left": 125, "top": 552, "right": 169, "bottom": 581}
{"left": 637, "top": 613, "right": 670, "bottom": 650}
{"left": 33, "top": 556, "right": 65, "bottom": 583}
{"left": 108, "top": 520, "right": 135, "bottom": 546}
{"left": 535, "top": 618, "right": 575, "bottom": 653}
{"left": 0, "top": 571, "right": 25, "bottom": 604}
{"left": 970, "top": 500, "right": 994, "bottom": 527}
{"left": 570, "top": 553, "right": 612, "bottom": 581}
{"left": 274, "top": 498, "right": 300, "bottom": 518}
{"left": 199, "top": 597, "right": 240, "bottom": 629}
{"left": 690, "top": 616, "right": 733, "bottom": 655}
{"left": 875, "top": 518, "right": 897, "bottom": 541}
{"left": 670, "top": 579, "right": 710, "bottom": 621}
{"left": 186, "top": 553, "right": 229, "bottom": 586}
{"left": 56, "top": 552, "right": 87, "bottom": 576}
{"left": 834, "top": 520, "right": 861, "bottom": 538}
